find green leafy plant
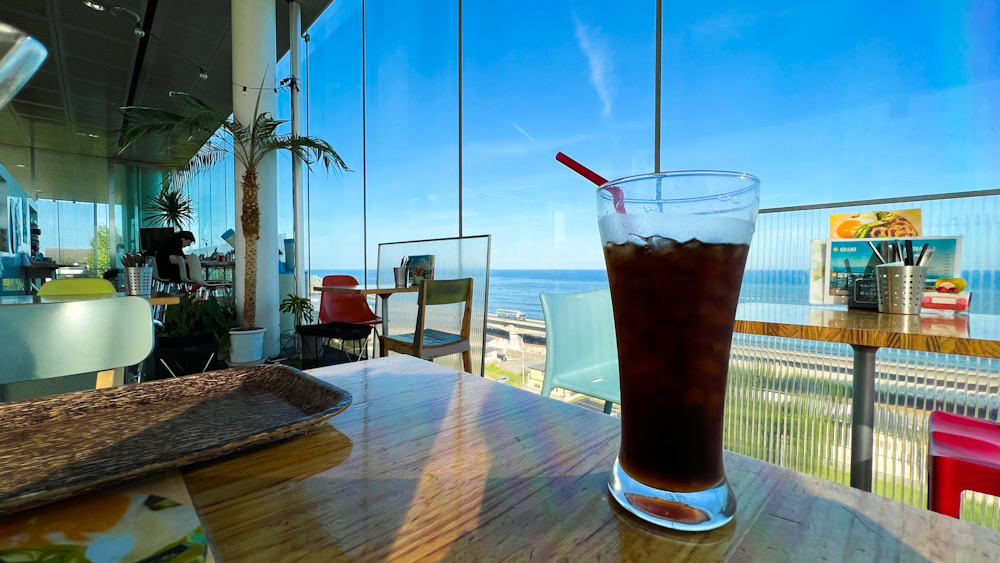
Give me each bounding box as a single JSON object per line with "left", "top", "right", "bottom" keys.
{"left": 87, "top": 225, "right": 123, "bottom": 273}
{"left": 280, "top": 293, "right": 314, "bottom": 327}
{"left": 161, "top": 294, "right": 239, "bottom": 350}
{"left": 119, "top": 87, "right": 348, "bottom": 330}
{"left": 145, "top": 187, "right": 194, "bottom": 230}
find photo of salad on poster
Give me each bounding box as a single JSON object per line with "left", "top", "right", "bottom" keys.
{"left": 829, "top": 209, "right": 922, "bottom": 239}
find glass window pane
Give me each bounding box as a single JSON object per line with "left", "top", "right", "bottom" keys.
{"left": 660, "top": 2, "right": 1000, "bottom": 208}
{"left": 364, "top": 0, "right": 459, "bottom": 268}
{"left": 463, "top": 2, "right": 656, "bottom": 271}
{"left": 305, "top": 0, "right": 366, "bottom": 284}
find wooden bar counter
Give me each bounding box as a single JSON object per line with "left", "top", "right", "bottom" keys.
{"left": 181, "top": 355, "right": 1000, "bottom": 560}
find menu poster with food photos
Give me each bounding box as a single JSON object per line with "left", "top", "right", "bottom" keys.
{"left": 823, "top": 236, "right": 961, "bottom": 305}
{"left": 829, "top": 209, "right": 922, "bottom": 240}
{"left": 406, "top": 255, "right": 435, "bottom": 284}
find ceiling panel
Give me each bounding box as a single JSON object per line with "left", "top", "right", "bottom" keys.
{"left": 59, "top": 29, "right": 135, "bottom": 72}
{"left": 69, "top": 95, "right": 115, "bottom": 116}
{"left": 13, "top": 85, "right": 62, "bottom": 108}
{"left": 22, "top": 69, "right": 60, "bottom": 92}
{"left": 65, "top": 77, "right": 127, "bottom": 103}
{"left": 9, "top": 101, "right": 66, "bottom": 123}
{"left": 0, "top": 10, "right": 50, "bottom": 43}
{"left": 0, "top": 0, "right": 334, "bottom": 204}
{"left": 0, "top": 110, "right": 28, "bottom": 145}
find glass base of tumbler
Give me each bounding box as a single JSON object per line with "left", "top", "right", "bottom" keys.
{"left": 608, "top": 457, "right": 735, "bottom": 531}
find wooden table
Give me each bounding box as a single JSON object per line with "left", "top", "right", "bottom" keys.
{"left": 0, "top": 292, "right": 181, "bottom": 307}
{"left": 314, "top": 283, "right": 418, "bottom": 353}
{"left": 734, "top": 303, "right": 1000, "bottom": 491}
{"left": 181, "top": 355, "right": 1000, "bottom": 560}
{"left": 20, "top": 263, "right": 73, "bottom": 294}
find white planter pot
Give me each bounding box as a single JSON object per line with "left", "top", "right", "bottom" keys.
{"left": 229, "top": 327, "right": 266, "bottom": 364}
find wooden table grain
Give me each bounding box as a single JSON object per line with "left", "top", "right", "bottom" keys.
{"left": 181, "top": 355, "right": 1000, "bottom": 561}
{"left": 734, "top": 303, "right": 1000, "bottom": 358}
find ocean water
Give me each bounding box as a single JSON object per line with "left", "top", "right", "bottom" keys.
{"left": 311, "top": 268, "right": 999, "bottom": 321}
{"left": 312, "top": 269, "right": 608, "bottom": 321}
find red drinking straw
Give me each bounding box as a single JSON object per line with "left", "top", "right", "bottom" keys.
{"left": 555, "top": 152, "right": 626, "bottom": 213}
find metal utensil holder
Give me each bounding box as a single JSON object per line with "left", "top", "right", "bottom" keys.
{"left": 124, "top": 266, "right": 153, "bottom": 296}
{"left": 875, "top": 264, "right": 928, "bottom": 315}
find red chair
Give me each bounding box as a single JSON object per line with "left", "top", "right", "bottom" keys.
{"left": 927, "top": 410, "right": 1000, "bottom": 518}
{"left": 297, "top": 275, "right": 382, "bottom": 364}
{"left": 317, "top": 275, "right": 381, "bottom": 327}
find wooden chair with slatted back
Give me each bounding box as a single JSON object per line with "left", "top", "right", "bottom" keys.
{"left": 383, "top": 278, "right": 474, "bottom": 372}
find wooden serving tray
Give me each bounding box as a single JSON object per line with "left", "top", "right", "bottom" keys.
{"left": 0, "top": 364, "right": 352, "bottom": 516}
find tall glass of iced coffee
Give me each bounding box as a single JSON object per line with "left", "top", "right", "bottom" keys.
{"left": 600, "top": 171, "right": 759, "bottom": 531}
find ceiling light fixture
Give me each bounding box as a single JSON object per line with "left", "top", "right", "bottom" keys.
{"left": 110, "top": 7, "right": 145, "bottom": 38}
{"left": 83, "top": 1, "right": 105, "bottom": 11}
{"left": 199, "top": 68, "right": 208, "bottom": 80}
{"left": 15, "top": 164, "right": 25, "bottom": 168}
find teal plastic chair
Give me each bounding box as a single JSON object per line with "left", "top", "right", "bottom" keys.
{"left": 0, "top": 297, "right": 154, "bottom": 401}
{"left": 539, "top": 288, "right": 620, "bottom": 413}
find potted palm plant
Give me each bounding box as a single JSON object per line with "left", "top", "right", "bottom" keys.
{"left": 119, "top": 89, "right": 347, "bottom": 364}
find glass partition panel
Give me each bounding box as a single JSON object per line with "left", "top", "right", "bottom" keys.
{"left": 376, "top": 235, "right": 491, "bottom": 376}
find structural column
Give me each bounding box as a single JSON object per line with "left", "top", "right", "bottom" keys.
{"left": 232, "top": 0, "right": 279, "bottom": 357}
{"left": 289, "top": 0, "right": 307, "bottom": 298}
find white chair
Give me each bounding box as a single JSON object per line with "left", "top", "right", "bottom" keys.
{"left": 184, "top": 254, "right": 232, "bottom": 297}
{"left": 149, "top": 256, "right": 179, "bottom": 293}
{"left": 0, "top": 297, "right": 155, "bottom": 401}
{"left": 175, "top": 255, "right": 198, "bottom": 294}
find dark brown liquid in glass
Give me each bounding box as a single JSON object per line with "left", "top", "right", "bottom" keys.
{"left": 604, "top": 238, "right": 750, "bottom": 492}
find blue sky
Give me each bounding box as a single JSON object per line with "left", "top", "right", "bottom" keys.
{"left": 271, "top": 1, "right": 999, "bottom": 271}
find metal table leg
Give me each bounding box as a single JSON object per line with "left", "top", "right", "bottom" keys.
{"left": 850, "top": 344, "right": 878, "bottom": 492}
{"left": 378, "top": 294, "right": 391, "bottom": 357}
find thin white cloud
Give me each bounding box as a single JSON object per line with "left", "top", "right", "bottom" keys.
{"left": 572, "top": 13, "right": 614, "bottom": 116}
{"left": 688, "top": 11, "right": 759, "bottom": 37}
{"left": 512, "top": 122, "right": 543, "bottom": 148}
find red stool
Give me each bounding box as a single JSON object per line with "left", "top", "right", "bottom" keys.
{"left": 927, "top": 410, "right": 1000, "bottom": 518}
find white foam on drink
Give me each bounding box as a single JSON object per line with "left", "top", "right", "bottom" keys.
{"left": 599, "top": 213, "right": 755, "bottom": 245}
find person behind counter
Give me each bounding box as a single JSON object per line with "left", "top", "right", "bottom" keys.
{"left": 155, "top": 230, "right": 195, "bottom": 283}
